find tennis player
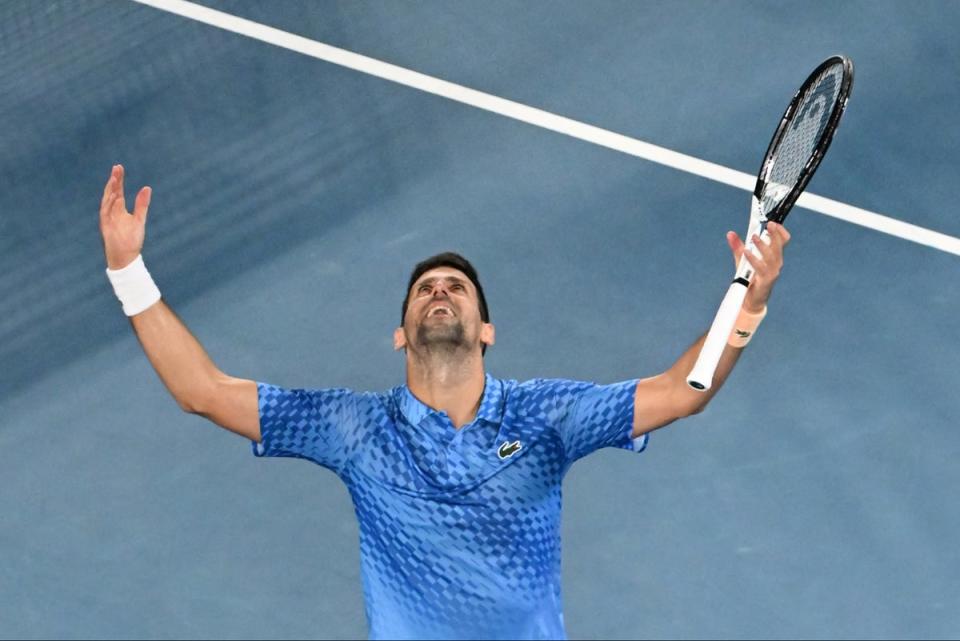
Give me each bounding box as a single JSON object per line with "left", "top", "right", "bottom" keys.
{"left": 100, "top": 164, "right": 789, "bottom": 640}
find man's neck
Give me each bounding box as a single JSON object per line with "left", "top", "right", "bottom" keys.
{"left": 405, "top": 351, "right": 485, "bottom": 429}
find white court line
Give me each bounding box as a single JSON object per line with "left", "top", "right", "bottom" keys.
{"left": 133, "top": 0, "right": 960, "bottom": 257}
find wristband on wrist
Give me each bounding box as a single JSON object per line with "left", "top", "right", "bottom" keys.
{"left": 105, "top": 254, "right": 161, "bottom": 316}
{"left": 727, "top": 305, "right": 767, "bottom": 348}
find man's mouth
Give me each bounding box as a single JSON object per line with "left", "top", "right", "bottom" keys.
{"left": 426, "top": 305, "right": 455, "bottom": 318}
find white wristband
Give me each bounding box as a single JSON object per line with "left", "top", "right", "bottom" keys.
{"left": 106, "top": 255, "right": 161, "bottom": 316}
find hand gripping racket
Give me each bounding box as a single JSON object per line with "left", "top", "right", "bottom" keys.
{"left": 687, "top": 55, "right": 854, "bottom": 391}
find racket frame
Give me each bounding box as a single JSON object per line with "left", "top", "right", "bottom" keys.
{"left": 755, "top": 55, "right": 855, "bottom": 226}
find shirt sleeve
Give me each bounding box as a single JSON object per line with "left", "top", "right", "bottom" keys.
{"left": 535, "top": 378, "right": 647, "bottom": 469}
{"left": 251, "top": 382, "right": 355, "bottom": 474}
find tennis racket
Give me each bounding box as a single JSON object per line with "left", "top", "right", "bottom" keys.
{"left": 687, "top": 55, "right": 854, "bottom": 391}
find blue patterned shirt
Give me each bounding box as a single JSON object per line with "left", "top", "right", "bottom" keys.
{"left": 253, "top": 374, "right": 647, "bottom": 640}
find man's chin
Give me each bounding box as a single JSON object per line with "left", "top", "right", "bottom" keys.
{"left": 415, "top": 326, "right": 469, "bottom": 351}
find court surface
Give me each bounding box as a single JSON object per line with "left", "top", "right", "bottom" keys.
{"left": 1, "top": 1, "right": 958, "bottom": 638}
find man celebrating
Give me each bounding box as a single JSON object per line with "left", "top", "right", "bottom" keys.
{"left": 100, "top": 164, "right": 789, "bottom": 639}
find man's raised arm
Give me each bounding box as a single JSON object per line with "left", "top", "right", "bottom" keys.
{"left": 631, "top": 222, "right": 791, "bottom": 437}
{"left": 100, "top": 165, "right": 260, "bottom": 441}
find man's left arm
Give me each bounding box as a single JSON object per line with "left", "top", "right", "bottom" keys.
{"left": 632, "top": 222, "right": 791, "bottom": 437}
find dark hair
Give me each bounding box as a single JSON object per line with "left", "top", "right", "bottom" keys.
{"left": 402, "top": 252, "right": 490, "bottom": 353}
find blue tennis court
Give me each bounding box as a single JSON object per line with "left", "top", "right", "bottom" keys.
{"left": 1, "top": 1, "right": 958, "bottom": 638}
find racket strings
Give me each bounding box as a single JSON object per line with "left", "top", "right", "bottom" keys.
{"left": 760, "top": 63, "right": 845, "bottom": 218}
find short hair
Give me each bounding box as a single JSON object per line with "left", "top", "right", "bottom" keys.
{"left": 401, "top": 252, "right": 490, "bottom": 353}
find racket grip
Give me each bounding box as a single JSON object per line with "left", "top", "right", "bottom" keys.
{"left": 686, "top": 281, "right": 750, "bottom": 391}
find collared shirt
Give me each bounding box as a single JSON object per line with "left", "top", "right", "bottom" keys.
{"left": 253, "top": 374, "right": 647, "bottom": 640}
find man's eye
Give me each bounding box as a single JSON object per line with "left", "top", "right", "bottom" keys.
{"left": 451, "top": 283, "right": 464, "bottom": 291}
{"left": 417, "top": 285, "right": 431, "bottom": 294}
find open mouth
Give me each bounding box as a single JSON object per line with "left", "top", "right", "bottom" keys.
{"left": 426, "top": 305, "right": 454, "bottom": 318}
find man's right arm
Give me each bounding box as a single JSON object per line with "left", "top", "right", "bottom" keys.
{"left": 130, "top": 301, "right": 260, "bottom": 441}
{"left": 101, "top": 164, "right": 260, "bottom": 441}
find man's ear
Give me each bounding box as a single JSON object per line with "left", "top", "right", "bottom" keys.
{"left": 393, "top": 327, "right": 407, "bottom": 351}
{"left": 480, "top": 322, "right": 495, "bottom": 347}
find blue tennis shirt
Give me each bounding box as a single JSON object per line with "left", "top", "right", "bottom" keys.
{"left": 253, "top": 373, "right": 647, "bottom": 640}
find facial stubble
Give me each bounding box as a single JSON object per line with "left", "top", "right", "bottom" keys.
{"left": 415, "top": 317, "right": 469, "bottom": 355}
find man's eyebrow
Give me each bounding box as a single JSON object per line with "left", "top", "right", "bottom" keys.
{"left": 415, "top": 276, "right": 468, "bottom": 288}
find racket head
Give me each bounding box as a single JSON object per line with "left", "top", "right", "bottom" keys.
{"left": 754, "top": 55, "right": 854, "bottom": 225}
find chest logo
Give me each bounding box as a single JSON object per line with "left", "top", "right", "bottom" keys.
{"left": 497, "top": 440, "right": 523, "bottom": 460}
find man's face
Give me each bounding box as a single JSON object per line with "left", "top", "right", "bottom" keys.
{"left": 394, "top": 267, "right": 494, "bottom": 355}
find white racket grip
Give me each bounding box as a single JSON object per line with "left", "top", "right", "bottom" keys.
{"left": 686, "top": 280, "right": 749, "bottom": 391}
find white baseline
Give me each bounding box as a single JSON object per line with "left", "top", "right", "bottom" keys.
{"left": 133, "top": 0, "right": 960, "bottom": 257}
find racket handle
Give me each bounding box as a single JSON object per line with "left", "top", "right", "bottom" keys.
{"left": 686, "top": 280, "right": 749, "bottom": 391}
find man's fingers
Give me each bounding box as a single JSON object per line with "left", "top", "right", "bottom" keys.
{"left": 751, "top": 234, "right": 776, "bottom": 263}
{"left": 100, "top": 165, "right": 122, "bottom": 215}
{"left": 100, "top": 176, "right": 116, "bottom": 217}
{"left": 102, "top": 191, "right": 119, "bottom": 223}
{"left": 101, "top": 166, "right": 151, "bottom": 225}
{"left": 739, "top": 241, "right": 760, "bottom": 272}
{"left": 726, "top": 231, "right": 744, "bottom": 268}
{"left": 101, "top": 167, "right": 116, "bottom": 201}
{"left": 766, "top": 222, "right": 791, "bottom": 250}
{"left": 133, "top": 186, "right": 152, "bottom": 224}
{"left": 770, "top": 221, "right": 791, "bottom": 246}
{"left": 115, "top": 164, "right": 127, "bottom": 212}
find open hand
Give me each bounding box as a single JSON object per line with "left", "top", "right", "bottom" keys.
{"left": 100, "top": 164, "right": 152, "bottom": 270}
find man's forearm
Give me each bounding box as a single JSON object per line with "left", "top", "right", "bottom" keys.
{"left": 129, "top": 300, "right": 222, "bottom": 413}
{"left": 632, "top": 330, "right": 750, "bottom": 436}
{"left": 668, "top": 332, "right": 746, "bottom": 414}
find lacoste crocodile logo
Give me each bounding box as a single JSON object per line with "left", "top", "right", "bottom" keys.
{"left": 497, "top": 440, "right": 523, "bottom": 460}
{"left": 734, "top": 329, "right": 752, "bottom": 338}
